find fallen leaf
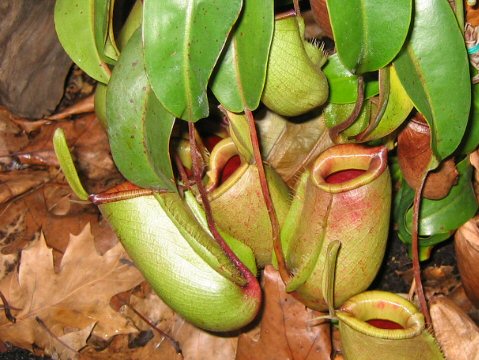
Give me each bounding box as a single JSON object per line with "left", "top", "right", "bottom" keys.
{"left": 0, "top": 223, "right": 144, "bottom": 354}
{"left": 236, "top": 266, "right": 331, "bottom": 360}
{"left": 0, "top": 212, "right": 23, "bottom": 281}
{"left": 82, "top": 287, "right": 238, "bottom": 360}
{"left": 47, "top": 94, "right": 95, "bottom": 120}
{"left": 43, "top": 322, "right": 96, "bottom": 360}
{"left": 124, "top": 289, "right": 238, "bottom": 360}
{"left": 0, "top": 107, "right": 29, "bottom": 171}
{"left": 455, "top": 214, "right": 479, "bottom": 307}
{"left": 430, "top": 296, "right": 479, "bottom": 360}
{"left": 0, "top": 170, "right": 51, "bottom": 204}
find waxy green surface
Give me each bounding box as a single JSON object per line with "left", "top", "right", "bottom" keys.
{"left": 394, "top": 0, "right": 470, "bottom": 164}
{"left": 327, "top": 0, "right": 412, "bottom": 74}
{"left": 143, "top": 0, "right": 242, "bottom": 121}
{"left": 106, "top": 30, "right": 176, "bottom": 191}
{"left": 211, "top": 0, "right": 274, "bottom": 112}
{"left": 54, "top": 0, "right": 110, "bottom": 83}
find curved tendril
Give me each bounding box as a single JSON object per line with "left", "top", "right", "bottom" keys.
{"left": 329, "top": 76, "right": 365, "bottom": 143}
{"left": 187, "top": 122, "right": 258, "bottom": 287}
{"left": 412, "top": 172, "right": 432, "bottom": 326}
{"left": 355, "top": 67, "right": 390, "bottom": 141}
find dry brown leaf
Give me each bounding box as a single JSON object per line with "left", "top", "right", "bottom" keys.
{"left": 266, "top": 113, "right": 333, "bottom": 187}
{"left": 0, "top": 223, "right": 144, "bottom": 354}
{"left": 0, "top": 170, "right": 51, "bottom": 204}
{"left": 430, "top": 296, "right": 479, "bottom": 360}
{"left": 125, "top": 290, "right": 238, "bottom": 360}
{"left": 42, "top": 322, "right": 96, "bottom": 360}
{"left": 0, "top": 107, "right": 29, "bottom": 170}
{"left": 47, "top": 94, "right": 95, "bottom": 121}
{"left": 82, "top": 288, "right": 238, "bottom": 360}
{"left": 236, "top": 266, "right": 331, "bottom": 360}
{"left": 455, "top": 216, "right": 479, "bottom": 307}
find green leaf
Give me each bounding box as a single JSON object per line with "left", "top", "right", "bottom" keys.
{"left": 52, "top": 128, "right": 89, "bottom": 201}
{"left": 394, "top": 0, "right": 470, "bottom": 163}
{"left": 211, "top": 0, "right": 274, "bottom": 112}
{"left": 323, "top": 54, "right": 378, "bottom": 104}
{"left": 327, "top": 0, "right": 412, "bottom": 74}
{"left": 106, "top": 30, "right": 176, "bottom": 191}
{"left": 143, "top": 0, "right": 243, "bottom": 122}
{"left": 55, "top": 0, "right": 110, "bottom": 83}
{"left": 458, "top": 81, "right": 479, "bottom": 154}
{"left": 397, "top": 157, "right": 478, "bottom": 255}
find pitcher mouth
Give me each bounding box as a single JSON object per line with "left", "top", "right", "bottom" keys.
{"left": 312, "top": 144, "right": 388, "bottom": 193}
{"left": 336, "top": 291, "right": 425, "bottom": 340}
{"left": 206, "top": 137, "right": 249, "bottom": 199}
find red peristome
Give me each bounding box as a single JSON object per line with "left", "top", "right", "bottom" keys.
{"left": 220, "top": 155, "right": 241, "bottom": 184}
{"left": 325, "top": 169, "right": 365, "bottom": 184}
{"left": 366, "top": 319, "right": 404, "bottom": 330}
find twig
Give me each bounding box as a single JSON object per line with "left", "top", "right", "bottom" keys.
{"left": 127, "top": 304, "right": 182, "bottom": 355}
{"left": 0, "top": 291, "right": 16, "bottom": 323}
{"left": 35, "top": 316, "right": 78, "bottom": 354}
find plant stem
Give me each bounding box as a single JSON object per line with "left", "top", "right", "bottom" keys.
{"left": 355, "top": 68, "right": 390, "bottom": 141}
{"left": 244, "top": 109, "right": 291, "bottom": 284}
{"left": 293, "top": 0, "right": 301, "bottom": 15}
{"left": 329, "top": 76, "right": 365, "bottom": 143}
{"left": 187, "top": 122, "right": 259, "bottom": 289}
{"left": 411, "top": 173, "right": 432, "bottom": 326}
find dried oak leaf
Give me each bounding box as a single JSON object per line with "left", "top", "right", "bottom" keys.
{"left": 236, "top": 266, "right": 331, "bottom": 360}
{"left": 0, "top": 223, "right": 144, "bottom": 352}
{"left": 82, "top": 289, "right": 238, "bottom": 360}
{"left": 430, "top": 296, "right": 479, "bottom": 360}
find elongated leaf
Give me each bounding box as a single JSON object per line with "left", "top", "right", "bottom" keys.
{"left": 323, "top": 54, "right": 378, "bottom": 104}
{"left": 143, "top": 0, "right": 243, "bottom": 121}
{"left": 106, "top": 30, "right": 176, "bottom": 191}
{"left": 394, "top": 0, "right": 470, "bottom": 163}
{"left": 55, "top": 0, "right": 110, "bottom": 83}
{"left": 210, "top": 0, "right": 274, "bottom": 112}
{"left": 327, "top": 0, "right": 412, "bottom": 74}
